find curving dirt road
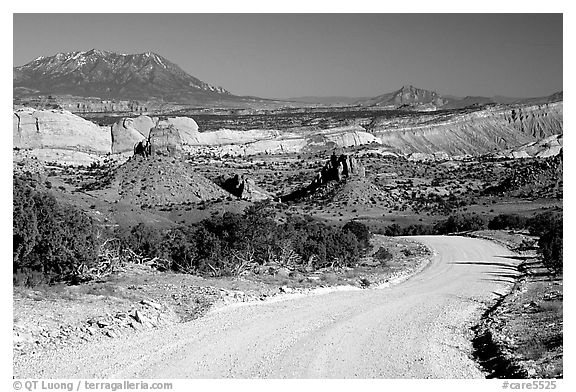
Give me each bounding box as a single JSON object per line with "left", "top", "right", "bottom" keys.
{"left": 14, "top": 236, "right": 521, "bottom": 378}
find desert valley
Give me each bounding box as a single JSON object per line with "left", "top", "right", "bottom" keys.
{"left": 13, "top": 46, "right": 563, "bottom": 379}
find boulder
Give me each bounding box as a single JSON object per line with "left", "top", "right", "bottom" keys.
{"left": 220, "top": 173, "right": 271, "bottom": 201}
{"left": 130, "top": 115, "right": 156, "bottom": 138}
{"left": 148, "top": 124, "right": 182, "bottom": 157}
{"left": 157, "top": 117, "right": 200, "bottom": 145}
{"left": 133, "top": 310, "right": 148, "bottom": 325}
{"left": 275, "top": 267, "right": 291, "bottom": 278}
{"left": 110, "top": 118, "right": 146, "bottom": 154}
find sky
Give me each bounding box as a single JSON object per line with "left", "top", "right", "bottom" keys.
{"left": 13, "top": 13, "right": 563, "bottom": 99}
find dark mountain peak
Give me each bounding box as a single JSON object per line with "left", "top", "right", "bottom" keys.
{"left": 356, "top": 85, "right": 444, "bottom": 109}
{"left": 396, "top": 84, "right": 438, "bottom": 96}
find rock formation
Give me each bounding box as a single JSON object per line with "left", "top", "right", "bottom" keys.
{"left": 148, "top": 125, "right": 183, "bottom": 157}
{"left": 157, "top": 117, "right": 200, "bottom": 145}
{"left": 13, "top": 108, "right": 110, "bottom": 154}
{"left": 220, "top": 174, "right": 271, "bottom": 201}
{"left": 112, "top": 155, "right": 229, "bottom": 206}
{"left": 369, "top": 102, "right": 563, "bottom": 157}
{"left": 110, "top": 118, "right": 147, "bottom": 154}
{"left": 311, "top": 152, "right": 365, "bottom": 187}
{"left": 281, "top": 152, "right": 366, "bottom": 202}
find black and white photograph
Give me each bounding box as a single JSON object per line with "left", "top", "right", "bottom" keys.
{"left": 10, "top": 6, "right": 567, "bottom": 384}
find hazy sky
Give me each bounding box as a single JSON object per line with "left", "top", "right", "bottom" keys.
{"left": 13, "top": 14, "right": 563, "bottom": 98}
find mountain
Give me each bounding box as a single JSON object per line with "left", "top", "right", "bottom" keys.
{"left": 357, "top": 85, "right": 563, "bottom": 111}
{"left": 13, "top": 49, "right": 232, "bottom": 103}
{"left": 356, "top": 85, "right": 447, "bottom": 110}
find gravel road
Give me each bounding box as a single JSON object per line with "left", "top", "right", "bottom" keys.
{"left": 14, "top": 236, "right": 520, "bottom": 378}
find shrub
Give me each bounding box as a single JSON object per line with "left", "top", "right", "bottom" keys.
{"left": 373, "top": 247, "right": 393, "bottom": 265}
{"left": 537, "top": 216, "right": 563, "bottom": 273}
{"left": 401, "top": 249, "right": 414, "bottom": 257}
{"left": 342, "top": 220, "right": 372, "bottom": 248}
{"left": 527, "top": 211, "right": 562, "bottom": 237}
{"left": 402, "top": 224, "right": 433, "bottom": 236}
{"left": 488, "top": 214, "right": 527, "bottom": 230}
{"left": 383, "top": 224, "right": 402, "bottom": 236}
{"left": 116, "top": 201, "right": 366, "bottom": 276}
{"left": 13, "top": 177, "right": 98, "bottom": 284}
{"left": 434, "top": 214, "right": 486, "bottom": 234}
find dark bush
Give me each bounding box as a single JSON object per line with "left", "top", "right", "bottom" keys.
{"left": 383, "top": 224, "right": 402, "bottom": 236}
{"left": 488, "top": 214, "right": 527, "bottom": 230}
{"left": 527, "top": 211, "right": 562, "bottom": 237}
{"left": 373, "top": 247, "right": 393, "bottom": 265}
{"left": 536, "top": 214, "right": 563, "bottom": 273}
{"left": 402, "top": 224, "right": 433, "bottom": 236}
{"left": 434, "top": 214, "right": 486, "bottom": 234}
{"left": 342, "top": 220, "right": 372, "bottom": 248}
{"left": 13, "top": 177, "right": 98, "bottom": 285}
{"left": 117, "top": 201, "right": 367, "bottom": 276}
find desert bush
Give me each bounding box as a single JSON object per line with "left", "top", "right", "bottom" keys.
{"left": 284, "top": 215, "right": 361, "bottom": 268}
{"left": 13, "top": 177, "right": 98, "bottom": 285}
{"left": 488, "top": 214, "right": 527, "bottom": 230}
{"left": 433, "top": 214, "right": 486, "bottom": 234}
{"left": 527, "top": 211, "right": 562, "bottom": 237}
{"left": 402, "top": 224, "right": 433, "bottom": 236}
{"left": 383, "top": 224, "right": 403, "bottom": 236}
{"left": 342, "top": 220, "right": 372, "bottom": 248}
{"left": 401, "top": 248, "right": 414, "bottom": 257}
{"left": 536, "top": 214, "right": 563, "bottom": 273}
{"left": 117, "top": 201, "right": 366, "bottom": 276}
{"left": 373, "top": 247, "right": 393, "bottom": 265}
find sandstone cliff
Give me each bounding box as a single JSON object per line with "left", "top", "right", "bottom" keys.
{"left": 13, "top": 108, "right": 111, "bottom": 155}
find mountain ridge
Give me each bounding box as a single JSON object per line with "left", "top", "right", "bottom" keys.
{"left": 13, "top": 49, "right": 563, "bottom": 110}
{"left": 14, "top": 49, "right": 231, "bottom": 103}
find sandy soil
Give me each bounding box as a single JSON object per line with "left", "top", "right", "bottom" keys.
{"left": 13, "top": 236, "right": 520, "bottom": 379}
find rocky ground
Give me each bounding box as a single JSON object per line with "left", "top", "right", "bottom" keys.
{"left": 13, "top": 236, "right": 431, "bottom": 359}
{"left": 467, "top": 230, "right": 563, "bottom": 378}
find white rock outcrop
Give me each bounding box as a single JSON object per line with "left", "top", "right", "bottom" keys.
{"left": 13, "top": 108, "right": 111, "bottom": 154}
{"left": 110, "top": 118, "right": 147, "bottom": 154}
{"left": 157, "top": 117, "right": 200, "bottom": 145}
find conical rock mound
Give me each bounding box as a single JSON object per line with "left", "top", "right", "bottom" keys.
{"left": 113, "top": 155, "right": 229, "bottom": 207}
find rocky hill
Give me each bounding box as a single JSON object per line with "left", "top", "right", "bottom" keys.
{"left": 14, "top": 49, "right": 231, "bottom": 103}
{"left": 485, "top": 152, "right": 563, "bottom": 198}
{"left": 358, "top": 85, "right": 447, "bottom": 111}
{"left": 357, "top": 85, "right": 563, "bottom": 111}
{"left": 108, "top": 125, "right": 229, "bottom": 207}
{"left": 282, "top": 152, "right": 371, "bottom": 202}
